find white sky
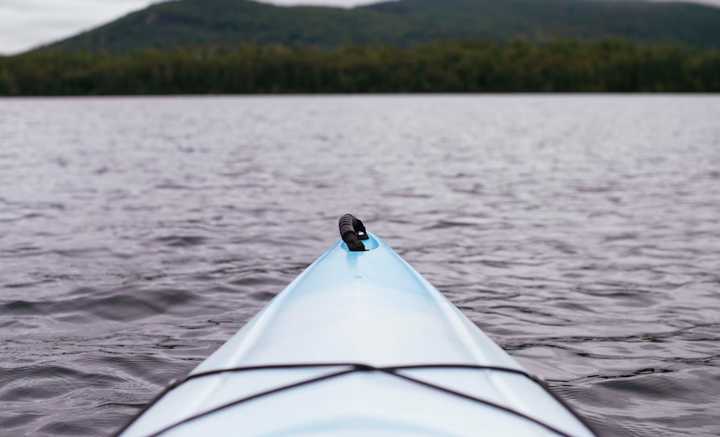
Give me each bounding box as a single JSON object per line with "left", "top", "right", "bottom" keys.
{"left": 1, "top": 0, "right": 719, "bottom": 55}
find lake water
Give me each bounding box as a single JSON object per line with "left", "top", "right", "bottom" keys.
{"left": 1, "top": 96, "right": 719, "bottom": 436}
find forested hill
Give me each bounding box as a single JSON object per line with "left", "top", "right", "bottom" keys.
{"left": 41, "top": 0, "right": 720, "bottom": 53}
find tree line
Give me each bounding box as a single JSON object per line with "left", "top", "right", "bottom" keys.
{"left": 1, "top": 40, "right": 719, "bottom": 95}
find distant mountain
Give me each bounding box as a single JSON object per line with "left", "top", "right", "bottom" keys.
{"left": 40, "top": 0, "right": 720, "bottom": 52}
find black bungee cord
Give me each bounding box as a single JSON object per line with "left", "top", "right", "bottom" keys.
{"left": 115, "top": 362, "right": 598, "bottom": 437}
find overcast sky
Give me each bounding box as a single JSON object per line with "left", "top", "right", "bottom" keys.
{"left": 1, "top": 0, "right": 719, "bottom": 55}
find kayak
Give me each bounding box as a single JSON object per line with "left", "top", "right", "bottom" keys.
{"left": 117, "top": 215, "right": 597, "bottom": 437}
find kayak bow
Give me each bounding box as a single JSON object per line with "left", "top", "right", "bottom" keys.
{"left": 118, "top": 215, "right": 596, "bottom": 437}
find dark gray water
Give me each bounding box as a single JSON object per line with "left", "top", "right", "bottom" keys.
{"left": 1, "top": 96, "right": 719, "bottom": 436}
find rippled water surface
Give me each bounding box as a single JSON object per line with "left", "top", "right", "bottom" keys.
{"left": 1, "top": 96, "right": 719, "bottom": 436}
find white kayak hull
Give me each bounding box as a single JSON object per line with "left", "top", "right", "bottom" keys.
{"left": 119, "top": 233, "right": 595, "bottom": 437}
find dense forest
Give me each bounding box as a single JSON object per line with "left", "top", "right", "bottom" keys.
{"left": 2, "top": 40, "right": 720, "bottom": 95}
